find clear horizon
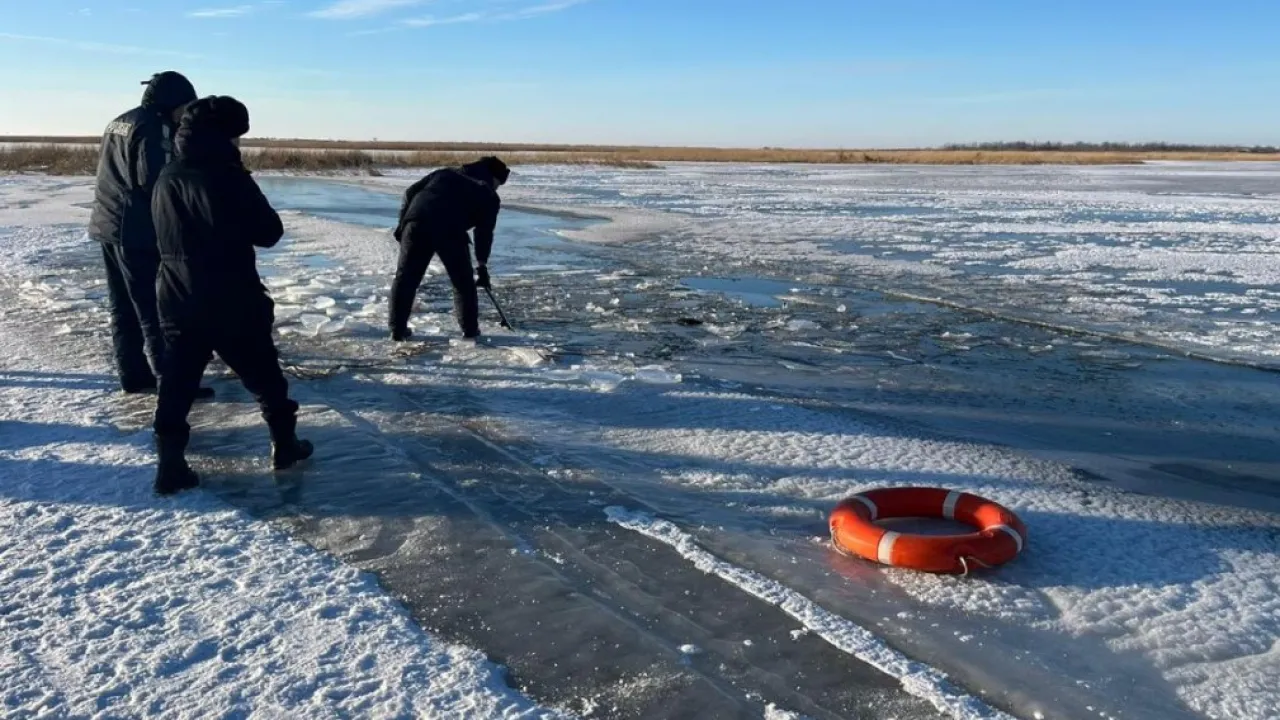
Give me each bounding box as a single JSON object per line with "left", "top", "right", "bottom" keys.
{"left": 2, "top": 0, "right": 1278, "bottom": 147}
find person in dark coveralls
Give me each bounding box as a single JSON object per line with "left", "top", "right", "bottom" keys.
{"left": 88, "top": 71, "right": 213, "bottom": 399}
{"left": 148, "top": 96, "right": 313, "bottom": 495}
{"left": 389, "top": 157, "right": 510, "bottom": 341}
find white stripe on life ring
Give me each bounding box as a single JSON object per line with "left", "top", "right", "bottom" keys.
{"left": 942, "top": 490, "right": 962, "bottom": 520}
{"left": 991, "top": 524, "right": 1024, "bottom": 553}
{"left": 854, "top": 495, "right": 878, "bottom": 521}
{"left": 877, "top": 531, "right": 900, "bottom": 565}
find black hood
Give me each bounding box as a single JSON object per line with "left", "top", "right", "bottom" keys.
{"left": 140, "top": 71, "right": 198, "bottom": 114}
{"left": 174, "top": 95, "right": 250, "bottom": 166}
{"left": 460, "top": 156, "right": 510, "bottom": 186}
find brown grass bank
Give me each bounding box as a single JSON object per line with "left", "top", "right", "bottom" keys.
{"left": 0, "top": 145, "right": 103, "bottom": 175}
{"left": 0, "top": 144, "right": 657, "bottom": 175}
{"left": 239, "top": 148, "right": 657, "bottom": 171}
{"left": 5, "top": 141, "right": 1280, "bottom": 175}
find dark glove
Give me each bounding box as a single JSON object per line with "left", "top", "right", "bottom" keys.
{"left": 476, "top": 265, "right": 491, "bottom": 289}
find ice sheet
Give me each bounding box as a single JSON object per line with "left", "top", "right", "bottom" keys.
{"left": 5, "top": 169, "right": 1279, "bottom": 720}
{"left": 447, "top": 162, "right": 1280, "bottom": 366}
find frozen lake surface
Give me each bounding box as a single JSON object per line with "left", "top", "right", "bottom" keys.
{"left": 477, "top": 161, "right": 1280, "bottom": 368}
{"left": 2, "top": 165, "right": 1278, "bottom": 720}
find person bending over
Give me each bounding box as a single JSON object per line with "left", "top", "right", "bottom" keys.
{"left": 388, "top": 156, "right": 509, "bottom": 341}
{"left": 148, "top": 95, "right": 313, "bottom": 495}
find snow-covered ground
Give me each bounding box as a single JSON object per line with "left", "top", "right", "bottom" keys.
{"left": 0, "top": 177, "right": 568, "bottom": 720}
{"left": 2, "top": 164, "right": 1279, "bottom": 720}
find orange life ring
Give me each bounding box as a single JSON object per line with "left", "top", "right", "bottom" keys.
{"left": 829, "top": 487, "right": 1027, "bottom": 574}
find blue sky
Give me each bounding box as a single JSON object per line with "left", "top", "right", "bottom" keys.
{"left": 2, "top": 0, "right": 1277, "bottom": 146}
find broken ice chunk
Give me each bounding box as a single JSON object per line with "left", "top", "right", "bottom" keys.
{"left": 298, "top": 314, "right": 328, "bottom": 332}
{"left": 581, "top": 370, "right": 625, "bottom": 392}
{"left": 543, "top": 368, "right": 580, "bottom": 382}
{"left": 634, "top": 365, "right": 682, "bottom": 384}
{"left": 706, "top": 323, "right": 744, "bottom": 338}
{"left": 316, "top": 318, "right": 346, "bottom": 335}
{"left": 342, "top": 319, "right": 372, "bottom": 334}
{"left": 506, "top": 347, "right": 547, "bottom": 367}
{"left": 285, "top": 287, "right": 320, "bottom": 303}
{"left": 274, "top": 304, "right": 306, "bottom": 321}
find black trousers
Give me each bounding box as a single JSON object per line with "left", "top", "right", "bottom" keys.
{"left": 389, "top": 223, "right": 479, "bottom": 337}
{"left": 153, "top": 313, "right": 297, "bottom": 446}
{"left": 101, "top": 242, "right": 165, "bottom": 389}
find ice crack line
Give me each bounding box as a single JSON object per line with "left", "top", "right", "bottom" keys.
{"left": 605, "top": 505, "right": 1016, "bottom": 720}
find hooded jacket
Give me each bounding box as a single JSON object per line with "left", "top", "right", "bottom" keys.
{"left": 88, "top": 71, "right": 198, "bottom": 249}
{"left": 393, "top": 157, "right": 508, "bottom": 266}
{"left": 150, "top": 96, "right": 284, "bottom": 333}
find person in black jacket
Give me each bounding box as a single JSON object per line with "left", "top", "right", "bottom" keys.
{"left": 88, "top": 71, "right": 212, "bottom": 399}
{"left": 389, "top": 157, "right": 509, "bottom": 341}
{"left": 148, "top": 95, "right": 313, "bottom": 495}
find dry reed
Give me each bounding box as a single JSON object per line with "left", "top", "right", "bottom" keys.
{"left": 4, "top": 140, "right": 1280, "bottom": 175}
{"left": 0, "top": 145, "right": 102, "bottom": 175}
{"left": 0, "top": 144, "right": 658, "bottom": 175}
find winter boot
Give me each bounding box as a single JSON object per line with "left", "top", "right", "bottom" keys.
{"left": 455, "top": 293, "right": 480, "bottom": 340}
{"left": 121, "top": 375, "right": 158, "bottom": 394}
{"left": 268, "top": 415, "right": 314, "bottom": 470}
{"left": 153, "top": 434, "right": 199, "bottom": 495}
{"left": 391, "top": 326, "right": 413, "bottom": 342}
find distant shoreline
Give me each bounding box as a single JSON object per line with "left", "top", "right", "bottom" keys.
{"left": 3, "top": 137, "right": 1280, "bottom": 173}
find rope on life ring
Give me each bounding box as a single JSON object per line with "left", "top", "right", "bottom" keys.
{"left": 829, "top": 487, "right": 1027, "bottom": 575}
